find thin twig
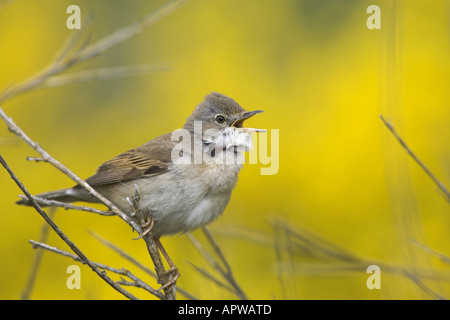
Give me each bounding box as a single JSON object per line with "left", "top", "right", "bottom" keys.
{"left": 186, "top": 229, "right": 247, "bottom": 300}
{"left": 403, "top": 269, "right": 446, "bottom": 300}
{"left": 0, "top": 0, "right": 188, "bottom": 103}
{"left": 273, "top": 220, "right": 287, "bottom": 299}
{"left": 124, "top": 186, "right": 177, "bottom": 299}
{"left": 272, "top": 218, "right": 360, "bottom": 263}
{"left": 21, "top": 207, "right": 57, "bottom": 300}
{"left": 218, "top": 221, "right": 450, "bottom": 282}
{"left": 0, "top": 155, "right": 139, "bottom": 300}
{"left": 185, "top": 261, "right": 236, "bottom": 292}
{"left": 71, "top": 0, "right": 189, "bottom": 65}
{"left": 202, "top": 227, "right": 233, "bottom": 275}
{"left": 0, "top": 107, "right": 142, "bottom": 233}
{"left": 89, "top": 231, "right": 198, "bottom": 300}
{"left": 202, "top": 227, "right": 247, "bottom": 299}
{"left": 0, "top": 0, "right": 189, "bottom": 300}
{"left": 42, "top": 63, "right": 171, "bottom": 88}
{"left": 143, "top": 235, "right": 176, "bottom": 300}
{"left": 90, "top": 231, "right": 156, "bottom": 278}
{"left": 380, "top": 115, "right": 450, "bottom": 202}
{"left": 28, "top": 240, "right": 165, "bottom": 300}
{"left": 26, "top": 157, "right": 47, "bottom": 162}
{"left": 410, "top": 239, "right": 450, "bottom": 265}
{"left": 0, "top": 0, "right": 14, "bottom": 11}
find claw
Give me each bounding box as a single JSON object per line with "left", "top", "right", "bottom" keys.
{"left": 133, "top": 217, "right": 154, "bottom": 240}
{"left": 157, "top": 266, "right": 180, "bottom": 292}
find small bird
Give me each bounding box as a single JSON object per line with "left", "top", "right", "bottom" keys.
{"left": 17, "top": 92, "right": 264, "bottom": 238}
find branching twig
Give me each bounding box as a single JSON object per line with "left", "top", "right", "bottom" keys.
{"left": 90, "top": 231, "right": 198, "bottom": 300}
{"left": 42, "top": 63, "right": 171, "bottom": 88}
{"left": 186, "top": 227, "right": 248, "bottom": 300}
{"left": 202, "top": 227, "right": 247, "bottom": 299}
{"left": 380, "top": 115, "right": 450, "bottom": 202}
{"left": 185, "top": 260, "right": 237, "bottom": 293}
{"left": 0, "top": 107, "right": 142, "bottom": 233}
{"left": 1, "top": 109, "right": 179, "bottom": 299}
{"left": 0, "top": 0, "right": 189, "bottom": 300}
{"left": 217, "top": 221, "right": 450, "bottom": 290}
{"left": 0, "top": 0, "right": 188, "bottom": 104}
{"left": 90, "top": 231, "right": 157, "bottom": 278}
{"left": 28, "top": 240, "right": 165, "bottom": 299}
{"left": 0, "top": 155, "right": 139, "bottom": 300}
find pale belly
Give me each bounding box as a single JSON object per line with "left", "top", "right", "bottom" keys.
{"left": 97, "top": 159, "right": 241, "bottom": 237}
{"left": 151, "top": 190, "right": 233, "bottom": 236}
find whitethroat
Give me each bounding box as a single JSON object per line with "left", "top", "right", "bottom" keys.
{"left": 17, "top": 92, "right": 264, "bottom": 288}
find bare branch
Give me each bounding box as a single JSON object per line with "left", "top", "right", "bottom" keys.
{"left": 90, "top": 232, "right": 198, "bottom": 300}
{"left": 0, "top": 0, "right": 14, "bottom": 11}
{"left": 202, "top": 227, "right": 247, "bottom": 299}
{"left": 42, "top": 63, "right": 171, "bottom": 88}
{"left": 0, "top": 0, "right": 188, "bottom": 103}
{"left": 124, "top": 185, "right": 177, "bottom": 299}
{"left": 21, "top": 207, "right": 57, "bottom": 300}
{"left": 185, "top": 260, "right": 236, "bottom": 293}
{"left": 403, "top": 269, "right": 446, "bottom": 300}
{"left": 186, "top": 229, "right": 248, "bottom": 300}
{"left": 0, "top": 155, "right": 138, "bottom": 300}
{"left": 0, "top": 107, "right": 142, "bottom": 233}
{"left": 0, "top": 0, "right": 190, "bottom": 300}
{"left": 89, "top": 231, "right": 156, "bottom": 278}
{"left": 380, "top": 115, "right": 450, "bottom": 202}
{"left": 28, "top": 240, "right": 165, "bottom": 300}
{"left": 72, "top": 0, "right": 189, "bottom": 64}
{"left": 143, "top": 235, "right": 176, "bottom": 300}
{"left": 410, "top": 239, "right": 450, "bottom": 265}
{"left": 217, "top": 221, "right": 450, "bottom": 286}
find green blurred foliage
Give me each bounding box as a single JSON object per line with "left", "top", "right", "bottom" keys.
{"left": 0, "top": 0, "right": 448, "bottom": 299}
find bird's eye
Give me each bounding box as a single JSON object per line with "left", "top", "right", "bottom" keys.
{"left": 215, "top": 114, "right": 226, "bottom": 124}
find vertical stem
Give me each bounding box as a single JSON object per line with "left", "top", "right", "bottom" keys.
{"left": 143, "top": 235, "right": 176, "bottom": 300}
{"left": 21, "top": 207, "right": 57, "bottom": 300}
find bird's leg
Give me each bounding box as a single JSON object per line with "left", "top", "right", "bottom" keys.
{"left": 137, "top": 216, "right": 154, "bottom": 239}
{"left": 143, "top": 235, "right": 176, "bottom": 299}
{"left": 128, "top": 185, "right": 177, "bottom": 297}
{"left": 155, "top": 237, "right": 180, "bottom": 293}
{"left": 128, "top": 184, "right": 155, "bottom": 240}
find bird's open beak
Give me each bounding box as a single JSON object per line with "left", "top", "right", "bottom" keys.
{"left": 232, "top": 110, "right": 266, "bottom": 133}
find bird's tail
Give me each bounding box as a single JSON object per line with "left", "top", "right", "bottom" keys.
{"left": 16, "top": 187, "right": 94, "bottom": 206}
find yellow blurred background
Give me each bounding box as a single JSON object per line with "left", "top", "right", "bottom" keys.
{"left": 0, "top": 0, "right": 449, "bottom": 300}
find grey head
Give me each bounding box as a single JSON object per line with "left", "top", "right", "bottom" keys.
{"left": 183, "top": 92, "right": 264, "bottom": 134}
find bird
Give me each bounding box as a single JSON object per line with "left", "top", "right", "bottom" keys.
{"left": 17, "top": 93, "right": 264, "bottom": 289}
{"left": 17, "top": 92, "right": 264, "bottom": 292}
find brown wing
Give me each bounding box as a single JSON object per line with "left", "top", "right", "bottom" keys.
{"left": 85, "top": 133, "right": 175, "bottom": 186}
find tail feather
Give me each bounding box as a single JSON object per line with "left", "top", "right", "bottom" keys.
{"left": 16, "top": 187, "right": 95, "bottom": 206}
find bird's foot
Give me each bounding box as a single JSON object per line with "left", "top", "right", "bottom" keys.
{"left": 133, "top": 217, "right": 154, "bottom": 240}
{"left": 157, "top": 265, "right": 180, "bottom": 292}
